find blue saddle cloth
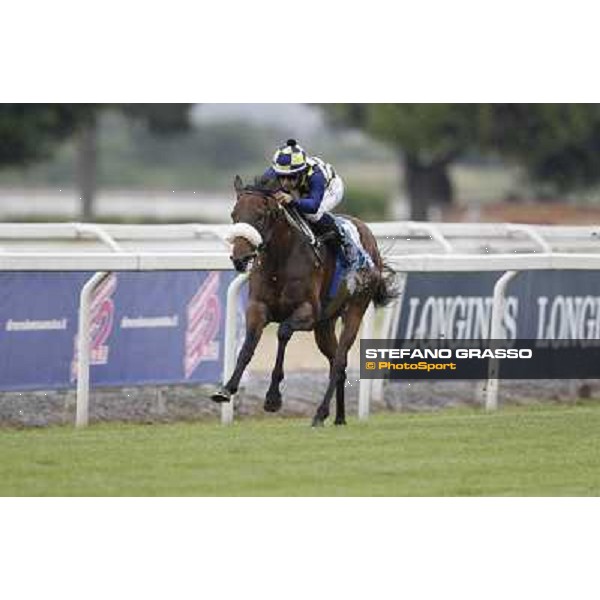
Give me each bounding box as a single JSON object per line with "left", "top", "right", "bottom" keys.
{"left": 326, "top": 216, "right": 374, "bottom": 299}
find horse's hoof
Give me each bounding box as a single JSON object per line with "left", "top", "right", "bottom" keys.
{"left": 210, "top": 387, "right": 231, "bottom": 403}
{"left": 334, "top": 419, "right": 347, "bottom": 426}
{"left": 311, "top": 417, "right": 325, "bottom": 428}
{"left": 264, "top": 393, "right": 282, "bottom": 412}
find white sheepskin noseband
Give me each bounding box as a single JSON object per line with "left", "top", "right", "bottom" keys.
{"left": 225, "top": 223, "right": 263, "bottom": 248}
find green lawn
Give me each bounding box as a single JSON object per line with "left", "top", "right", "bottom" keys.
{"left": 1, "top": 405, "right": 600, "bottom": 496}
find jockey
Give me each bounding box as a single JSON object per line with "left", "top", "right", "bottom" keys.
{"left": 264, "top": 139, "right": 358, "bottom": 267}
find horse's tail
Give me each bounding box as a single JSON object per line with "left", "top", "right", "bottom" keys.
{"left": 346, "top": 215, "right": 402, "bottom": 308}
{"left": 373, "top": 261, "right": 401, "bottom": 308}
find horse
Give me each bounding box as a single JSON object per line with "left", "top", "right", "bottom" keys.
{"left": 211, "top": 175, "right": 398, "bottom": 426}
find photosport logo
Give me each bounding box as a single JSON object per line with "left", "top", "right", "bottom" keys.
{"left": 360, "top": 339, "right": 600, "bottom": 380}
{"left": 71, "top": 274, "right": 118, "bottom": 380}
{"left": 184, "top": 272, "right": 221, "bottom": 378}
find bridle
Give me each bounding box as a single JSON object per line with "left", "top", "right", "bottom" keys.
{"left": 230, "top": 189, "right": 323, "bottom": 271}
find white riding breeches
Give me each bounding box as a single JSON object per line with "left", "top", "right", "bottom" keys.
{"left": 304, "top": 176, "right": 345, "bottom": 222}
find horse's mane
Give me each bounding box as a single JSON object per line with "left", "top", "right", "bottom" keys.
{"left": 241, "top": 174, "right": 280, "bottom": 196}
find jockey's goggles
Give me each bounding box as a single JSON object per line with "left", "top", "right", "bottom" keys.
{"left": 277, "top": 172, "right": 301, "bottom": 182}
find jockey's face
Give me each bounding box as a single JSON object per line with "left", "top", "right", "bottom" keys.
{"left": 278, "top": 172, "right": 301, "bottom": 192}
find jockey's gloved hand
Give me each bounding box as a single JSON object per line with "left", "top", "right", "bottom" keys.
{"left": 274, "top": 190, "right": 294, "bottom": 205}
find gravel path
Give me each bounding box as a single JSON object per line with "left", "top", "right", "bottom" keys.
{"left": 0, "top": 370, "right": 595, "bottom": 427}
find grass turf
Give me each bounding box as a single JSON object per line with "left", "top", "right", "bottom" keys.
{"left": 1, "top": 404, "right": 600, "bottom": 496}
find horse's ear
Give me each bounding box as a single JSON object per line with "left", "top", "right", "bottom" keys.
{"left": 234, "top": 175, "right": 243, "bottom": 192}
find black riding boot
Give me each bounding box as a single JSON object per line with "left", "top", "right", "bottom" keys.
{"left": 313, "top": 213, "right": 356, "bottom": 267}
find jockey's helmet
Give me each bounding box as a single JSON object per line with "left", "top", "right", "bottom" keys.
{"left": 271, "top": 139, "right": 308, "bottom": 176}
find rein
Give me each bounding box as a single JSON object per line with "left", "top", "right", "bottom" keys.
{"left": 279, "top": 204, "right": 317, "bottom": 246}
{"left": 265, "top": 202, "right": 323, "bottom": 265}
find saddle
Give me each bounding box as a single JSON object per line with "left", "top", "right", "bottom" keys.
{"left": 280, "top": 204, "right": 375, "bottom": 304}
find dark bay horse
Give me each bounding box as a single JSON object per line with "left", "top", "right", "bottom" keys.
{"left": 211, "top": 175, "right": 397, "bottom": 426}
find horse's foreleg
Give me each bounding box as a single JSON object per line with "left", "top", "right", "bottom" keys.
{"left": 312, "top": 300, "right": 368, "bottom": 427}
{"left": 264, "top": 302, "right": 315, "bottom": 413}
{"left": 211, "top": 301, "right": 268, "bottom": 403}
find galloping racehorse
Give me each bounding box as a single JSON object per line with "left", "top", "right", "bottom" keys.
{"left": 211, "top": 175, "right": 397, "bottom": 426}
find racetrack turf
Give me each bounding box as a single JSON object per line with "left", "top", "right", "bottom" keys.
{"left": 1, "top": 404, "right": 599, "bottom": 496}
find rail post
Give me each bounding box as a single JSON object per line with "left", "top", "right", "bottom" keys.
{"left": 75, "top": 226, "right": 123, "bottom": 428}
{"left": 371, "top": 272, "right": 407, "bottom": 405}
{"left": 358, "top": 302, "right": 375, "bottom": 420}
{"left": 221, "top": 273, "right": 249, "bottom": 425}
{"left": 76, "top": 271, "right": 112, "bottom": 428}
{"left": 485, "top": 270, "right": 518, "bottom": 411}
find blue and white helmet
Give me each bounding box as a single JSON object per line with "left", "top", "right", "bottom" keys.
{"left": 271, "top": 139, "right": 308, "bottom": 175}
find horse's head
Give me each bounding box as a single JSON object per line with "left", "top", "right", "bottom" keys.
{"left": 227, "top": 175, "right": 280, "bottom": 273}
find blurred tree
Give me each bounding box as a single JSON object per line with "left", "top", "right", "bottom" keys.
{"left": 75, "top": 108, "right": 99, "bottom": 221}
{"left": 481, "top": 104, "right": 600, "bottom": 195}
{"left": 0, "top": 104, "right": 89, "bottom": 165}
{"left": 121, "top": 104, "right": 192, "bottom": 135}
{"left": 76, "top": 104, "right": 193, "bottom": 220}
{"left": 321, "top": 104, "right": 483, "bottom": 220}
{"left": 321, "top": 103, "right": 600, "bottom": 219}
{"left": 0, "top": 104, "right": 193, "bottom": 220}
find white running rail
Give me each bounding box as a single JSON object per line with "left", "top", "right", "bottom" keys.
{"left": 3, "top": 221, "right": 600, "bottom": 425}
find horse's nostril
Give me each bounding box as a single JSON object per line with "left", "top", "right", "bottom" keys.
{"left": 232, "top": 257, "right": 247, "bottom": 273}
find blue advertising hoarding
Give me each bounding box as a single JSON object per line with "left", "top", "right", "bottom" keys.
{"left": 0, "top": 271, "right": 242, "bottom": 391}
{"left": 396, "top": 270, "right": 600, "bottom": 341}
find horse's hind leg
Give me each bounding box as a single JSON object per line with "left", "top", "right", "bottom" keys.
{"left": 264, "top": 322, "right": 292, "bottom": 412}
{"left": 335, "top": 370, "right": 347, "bottom": 426}
{"left": 314, "top": 319, "right": 346, "bottom": 426}
{"left": 312, "top": 300, "right": 369, "bottom": 427}
{"left": 264, "top": 301, "right": 315, "bottom": 412}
